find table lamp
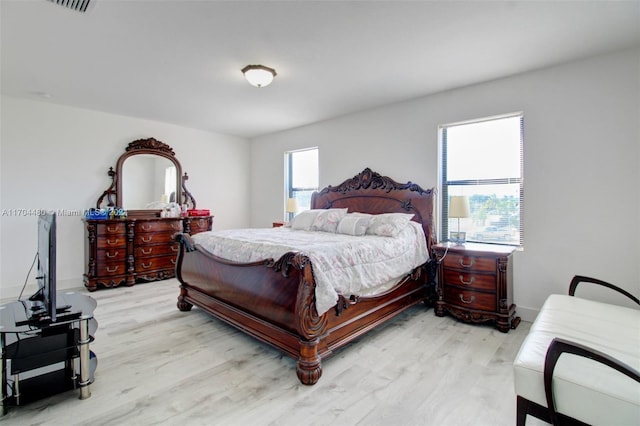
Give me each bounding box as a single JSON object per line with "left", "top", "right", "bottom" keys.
{"left": 449, "top": 195, "right": 470, "bottom": 244}
{"left": 286, "top": 198, "right": 299, "bottom": 222}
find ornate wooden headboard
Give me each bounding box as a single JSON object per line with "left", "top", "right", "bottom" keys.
{"left": 311, "top": 168, "right": 437, "bottom": 255}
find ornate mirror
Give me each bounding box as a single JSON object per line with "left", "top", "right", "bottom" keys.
{"left": 96, "top": 138, "right": 196, "bottom": 215}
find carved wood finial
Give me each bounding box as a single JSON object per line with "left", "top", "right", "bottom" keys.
{"left": 96, "top": 167, "right": 118, "bottom": 208}
{"left": 126, "top": 137, "right": 175, "bottom": 156}
{"left": 319, "top": 168, "right": 431, "bottom": 195}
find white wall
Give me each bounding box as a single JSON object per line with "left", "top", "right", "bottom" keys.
{"left": 250, "top": 48, "right": 640, "bottom": 320}
{"left": 0, "top": 97, "right": 251, "bottom": 299}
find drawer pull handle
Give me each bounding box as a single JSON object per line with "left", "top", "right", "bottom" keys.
{"left": 107, "top": 226, "right": 119, "bottom": 233}
{"left": 171, "top": 223, "right": 180, "bottom": 230}
{"left": 141, "top": 248, "right": 152, "bottom": 255}
{"left": 107, "top": 239, "right": 120, "bottom": 246}
{"left": 170, "top": 246, "right": 179, "bottom": 252}
{"left": 458, "top": 275, "right": 475, "bottom": 286}
{"left": 459, "top": 294, "right": 475, "bottom": 304}
{"left": 141, "top": 224, "right": 151, "bottom": 231}
{"left": 106, "top": 266, "right": 119, "bottom": 273}
{"left": 106, "top": 251, "right": 119, "bottom": 259}
{"left": 459, "top": 258, "right": 475, "bottom": 268}
{"left": 170, "top": 259, "right": 176, "bottom": 265}
{"left": 141, "top": 236, "right": 152, "bottom": 243}
{"left": 141, "top": 262, "right": 152, "bottom": 269}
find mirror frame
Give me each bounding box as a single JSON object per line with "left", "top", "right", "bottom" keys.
{"left": 96, "top": 138, "right": 196, "bottom": 216}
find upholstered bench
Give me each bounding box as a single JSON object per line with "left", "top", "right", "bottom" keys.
{"left": 513, "top": 276, "right": 640, "bottom": 425}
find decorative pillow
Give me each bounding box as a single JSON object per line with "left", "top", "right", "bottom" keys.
{"left": 336, "top": 214, "right": 371, "bottom": 236}
{"left": 366, "top": 213, "right": 415, "bottom": 237}
{"left": 290, "top": 210, "right": 322, "bottom": 230}
{"left": 311, "top": 208, "right": 348, "bottom": 233}
{"left": 349, "top": 212, "right": 373, "bottom": 219}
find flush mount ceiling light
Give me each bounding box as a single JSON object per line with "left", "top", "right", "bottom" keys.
{"left": 241, "top": 65, "right": 277, "bottom": 88}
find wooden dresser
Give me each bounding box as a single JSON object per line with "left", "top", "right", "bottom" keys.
{"left": 85, "top": 137, "right": 213, "bottom": 291}
{"left": 433, "top": 242, "right": 519, "bottom": 332}
{"left": 83, "top": 216, "right": 212, "bottom": 291}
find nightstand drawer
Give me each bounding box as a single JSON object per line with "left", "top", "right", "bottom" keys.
{"left": 442, "top": 269, "right": 497, "bottom": 292}
{"left": 444, "top": 287, "right": 496, "bottom": 311}
{"left": 442, "top": 253, "right": 496, "bottom": 273}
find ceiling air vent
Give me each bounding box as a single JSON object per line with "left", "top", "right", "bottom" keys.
{"left": 47, "top": 0, "right": 94, "bottom": 13}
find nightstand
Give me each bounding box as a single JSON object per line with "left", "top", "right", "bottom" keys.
{"left": 272, "top": 222, "right": 286, "bottom": 228}
{"left": 433, "top": 242, "right": 520, "bottom": 332}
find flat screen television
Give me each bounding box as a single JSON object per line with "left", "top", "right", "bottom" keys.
{"left": 28, "top": 212, "right": 58, "bottom": 322}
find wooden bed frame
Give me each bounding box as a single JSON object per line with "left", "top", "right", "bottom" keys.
{"left": 174, "top": 168, "right": 437, "bottom": 385}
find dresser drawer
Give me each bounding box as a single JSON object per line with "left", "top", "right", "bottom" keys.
{"left": 135, "top": 220, "right": 182, "bottom": 233}
{"left": 96, "top": 222, "right": 126, "bottom": 236}
{"left": 442, "top": 269, "right": 497, "bottom": 292}
{"left": 135, "top": 232, "right": 178, "bottom": 245}
{"left": 96, "top": 236, "right": 127, "bottom": 249}
{"left": 135, "top": 243, "right": 179, "bottom": 258}
{"left": 96, "top": 248, "right": 126, "bottom": 262}
{"left": 443, "top": 287, "right": 496, "bottom": 311}
{"left": 442, "top": 253, "right": 496, "bottom": 273}
{"left": 135, "top": 255, "right": 176, "bottom": 272}
{"left": 96, "top": 262, "right": 126, "bottom": 277}
{"left": 188, "top": 217, "right": 212, "bottom": 234}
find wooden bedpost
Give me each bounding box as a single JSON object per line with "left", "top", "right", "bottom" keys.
{"left": 292, "top": 253, "right": 328, "bottom": 385}
{"left": 296, "top": 338, "right": 322, "bottom": 385}
{"left": 175, "top": 234, "right": 195, "bottom": 311}
{"left": 177, "top": 285, "right": 193, "bottom": 311}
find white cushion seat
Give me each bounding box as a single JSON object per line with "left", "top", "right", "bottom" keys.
{"left": 513, "top": 294, "right": 640, "bottom": 425}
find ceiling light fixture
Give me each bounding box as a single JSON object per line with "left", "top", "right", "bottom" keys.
{"left": 241, "top": 65, "right": 277, "bottom": 88}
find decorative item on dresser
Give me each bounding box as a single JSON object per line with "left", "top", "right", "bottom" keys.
{"left": 83, "top": 138, "right": 213, "bottom": 291}
{"left": 433, "top": 242, "right": 520, "bottom": 332}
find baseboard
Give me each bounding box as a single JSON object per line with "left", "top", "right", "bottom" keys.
{"left": 515, "top": 305, "right": 539, "bottom": 323}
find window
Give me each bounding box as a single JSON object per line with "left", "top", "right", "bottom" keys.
{"left": 286, "top": 147, "right": 319, "bottom": 219}
{"left": 440, "top": 113, "right": 523, "bottom": 245}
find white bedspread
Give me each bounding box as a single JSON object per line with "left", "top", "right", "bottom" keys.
{"left": 191, "top": 222, "right": 429, "bottom": 315}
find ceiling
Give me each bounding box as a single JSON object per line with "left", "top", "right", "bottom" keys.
{"left": 1, "top": 1, "right": 639, "bottom": 139}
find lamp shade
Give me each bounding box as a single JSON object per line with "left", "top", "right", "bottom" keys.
{"left": 241, "top": 64, "right": 277, "bottom": 87}
{"left": 449, "top": 196, "right": 470, "bottom": 218}
{"left": 286, "top": 198, "right": 299, "bottom": 213}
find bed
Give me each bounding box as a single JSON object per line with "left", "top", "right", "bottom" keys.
{"left": 174, "top": 168, "right": 437, "bottom": 385}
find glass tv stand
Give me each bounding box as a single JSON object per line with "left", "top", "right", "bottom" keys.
{"left": 0, "top": 292, "right": 97, "bottom": 415}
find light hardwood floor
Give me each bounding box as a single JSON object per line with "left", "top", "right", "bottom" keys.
{"left": 3, "top": 279, "right": 540, "bottom": 426}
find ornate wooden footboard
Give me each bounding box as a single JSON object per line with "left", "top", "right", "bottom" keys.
{"left": 174, "top": 168, "right": 437, "bottom": 385}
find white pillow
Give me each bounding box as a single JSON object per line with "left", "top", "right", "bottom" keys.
{"left": 336, "top": 214, "right": 370, "bottom": 236}
{"left": 290, "top": 210, "right": 322, "bottom": 230}
{"left": 349, "top": 212, "right": 373, "bottom": 219}
{"left": 311, "top": 208, "right": 348, "bottom": 233}
{"left": 366, "top": 213, "right": 415, "bottom": 237}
